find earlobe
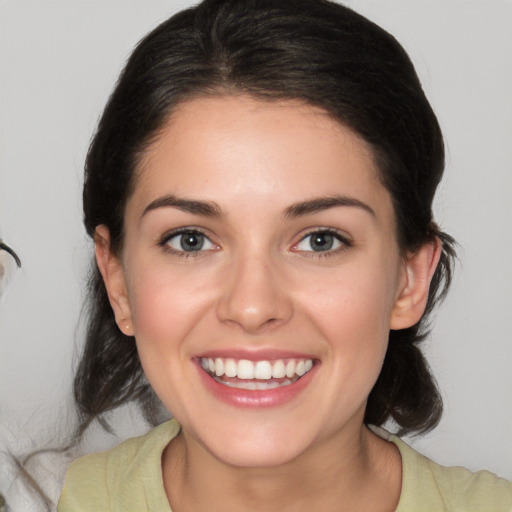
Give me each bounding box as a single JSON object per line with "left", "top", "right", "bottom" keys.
{"left": 390, "top": 237, "right": 442, "bottom": 330}
{"left": 94, "top": 225, "right": 133, "bottom": 335}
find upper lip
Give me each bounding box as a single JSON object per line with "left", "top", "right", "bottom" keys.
{"left": 196, "top": 348, "right": 317, "bottom": 361}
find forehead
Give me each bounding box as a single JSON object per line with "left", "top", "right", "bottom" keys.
{"left": 130, "top": 95, "right": 391, "bottom": 219}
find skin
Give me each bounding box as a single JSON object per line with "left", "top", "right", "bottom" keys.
{"left": 96, "top": 95, "right": 440, "bottom": 511}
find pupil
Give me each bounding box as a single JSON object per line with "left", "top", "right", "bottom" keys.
{"left": 311, "top": 233, "right": 333, "bottom": 251}
{"left": 181, "top": 232, "right": 203, "bottom": 251}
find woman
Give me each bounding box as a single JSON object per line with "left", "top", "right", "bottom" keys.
{"left": 57, "top": 0, "right": 511, "bottom": 510}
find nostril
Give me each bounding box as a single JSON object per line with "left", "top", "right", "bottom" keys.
{"left": 216, "top": 261, "right": 293, "bottom": 333}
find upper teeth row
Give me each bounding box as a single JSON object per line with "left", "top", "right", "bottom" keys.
{"left": 200, "top": 357, "right": 313, "bottom": 380}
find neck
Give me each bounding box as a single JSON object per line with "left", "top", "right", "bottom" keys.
{"left": 162, "top": 420, "right": 401, "bottom": 512}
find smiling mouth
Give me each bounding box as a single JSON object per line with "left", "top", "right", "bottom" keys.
{"left": 199, "top": 357, "right": 314, "bottom": 390}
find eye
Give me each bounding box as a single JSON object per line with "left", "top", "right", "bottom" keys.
{"left": 163, "top": 230, "right": 216, "bottom": 253}
{"left": 294, "top": 230, "right": 349, "bottom": 253}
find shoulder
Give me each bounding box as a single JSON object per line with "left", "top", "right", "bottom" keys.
{"left": 57, "top": 419, "right": 179, "bottom": 512}
{"left": 391, "top": 435, "right": 512, "bottom": 512}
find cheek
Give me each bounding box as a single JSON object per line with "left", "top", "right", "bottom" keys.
{"left": 124, "top": 259, "right": 218, "bottom": 355}
{"left": 300, "top": 261, "right": 398, "bottom": 380}
{"left": 303, "top": 262, "right": 397, "bottom": 337}
{"left": 123, "top": 263, "right": 216, "bottom": 411}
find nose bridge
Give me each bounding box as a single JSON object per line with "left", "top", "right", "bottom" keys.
{"left": 216, "top": 246, "right": 292, "bottom": 333}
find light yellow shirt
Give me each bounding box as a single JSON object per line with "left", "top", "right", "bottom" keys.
{"left": 58, "top": 419, "right": 512, "bottom": 511}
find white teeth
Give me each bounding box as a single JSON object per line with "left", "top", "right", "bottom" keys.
{"left": 237, "top": 359, "right": 255, "bottom": 379}
{"left": 254, "top": 361, "right": 272, "bottom": 380}
{"left": 272, "top": 360, "right": 286, "bottom": 378}
{"left": 214, "top": 358, "right": 224, "bottom": 377}
{"left": 285, "top": 360, "right": 295, "bottom": 378}
{"left": 214, "top": 377, "right": 293, "bottom": 390}
{"left": 202, "top": 357, "right": 314, "bottom": 381}
{"left": 224, "top": 358, "right": 237, "bottom": 378}
{"left": 260, "top": 381, "right": 280, "bottom": 390}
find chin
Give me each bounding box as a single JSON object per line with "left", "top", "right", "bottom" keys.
{"left": 191, "top": 416, "right": 317, "bottom": 469}
{"left": 213, "top": 438, "right": 307, "bottom": 469}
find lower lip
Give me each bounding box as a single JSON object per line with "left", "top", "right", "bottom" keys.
{"left": 195, "top": 361, "right": 317, "bottom": 408}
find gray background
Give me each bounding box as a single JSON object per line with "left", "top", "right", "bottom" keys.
{"left": 1, "top": 0, "right": 511, "bottom": 480}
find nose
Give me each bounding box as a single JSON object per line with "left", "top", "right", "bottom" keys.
{"left": 216, "top": 252, "right": 293, "bottom": 334}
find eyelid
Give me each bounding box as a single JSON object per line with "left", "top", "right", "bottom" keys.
{"left": 156, "top": 226, "right": 352, "bottom": 257}
{"left": 291, "top": 227, "right": 353, "bottom": 254}
{"left": 158, "top": 227, "right": 219, "bottom": 255}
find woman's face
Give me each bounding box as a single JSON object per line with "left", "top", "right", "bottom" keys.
{"left": 104, "top": 95, "right": 416, "bottom": 467}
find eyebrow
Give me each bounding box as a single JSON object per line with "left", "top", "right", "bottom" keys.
{"left": 284, "top": 195, "right": 376, "bottom": 219}
{"left": 142, "top": 193, "right": 375, "bottom": 221}
{"left": 142, "top": 195, "right": 222, "bottom": 218}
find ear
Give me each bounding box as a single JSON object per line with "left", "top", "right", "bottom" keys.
{"left": 390, "top": 237, "right": 442, "bottom": 330}
{"left": 95, "top": 225, "right": 133, "bottom": 336}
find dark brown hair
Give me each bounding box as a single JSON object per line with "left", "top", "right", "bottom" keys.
{"left": 75, "top": 0, "right": 456, "bottom": 438}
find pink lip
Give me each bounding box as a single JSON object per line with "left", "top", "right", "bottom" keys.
{"left": 194, "top": 358, "right": 318, "bottom": 408}
{"left": 196, "top": 348, "right": 315, "bottom": 361}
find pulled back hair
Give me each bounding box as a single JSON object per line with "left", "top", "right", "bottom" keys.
{"left": 76, "top": 0, "right": 456, "bottom": 438}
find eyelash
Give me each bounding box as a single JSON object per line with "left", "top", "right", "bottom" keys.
{"left": 158, "top": 228, "right": 216, "bottom": 258}
{"left": 292, "top": 228, "right": 353, "bottom": 258}
{"left": 158, "top": 227, "right": 352, "bottom": 260}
